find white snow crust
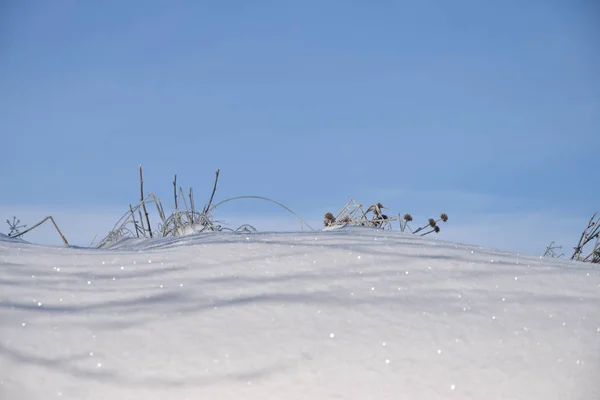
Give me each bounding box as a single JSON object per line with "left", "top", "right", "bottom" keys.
{"left": 1, "top": 228, "right": 599, "bottom": 399}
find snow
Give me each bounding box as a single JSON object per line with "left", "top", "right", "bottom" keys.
{"left": 0, "top": 227, "right": 599, "bottom": 399}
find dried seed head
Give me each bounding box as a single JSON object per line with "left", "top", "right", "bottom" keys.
{"left": 324, "top": 212, "right": 336, "bottom": 226}
{"left": 434, "top": 226, "right": 440, "bottom": 233}
{"left": 404, "top": 214, "right": 413, "bottom": 222}
{"left": 440, "top": 213, "right": 448, "bottom": 222}
{"left": 429, "top": 218, "right": 436, "bottom": 227}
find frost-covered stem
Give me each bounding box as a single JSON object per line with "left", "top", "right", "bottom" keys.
{"left": 543, "top": 241, "right": 564, "bottom": 258}
{"left": 584, "top": 219, "right": 600, "bottom": 248}
{"left": 203, "top": 169, "right": 220, "bottom": 214}
{"left": 179, "top": 187, "right": 193, "bottom": 223}
{"left": 413, "top": 225, "right": 426, "bottom": 234}
{"left": 129, "top": 205, "right": 140, "bottom": 238}
{"left": 148, "top": 193, "right": 166, "bottom": 224}
{"left": 397, "top": 213, "right": 405, "bottom": 232}
{"left": 158, "top": 200, "right": 166, "bottom": 223}
{"left": 592, "top": 237, "right": 600, "bottom": 263}
{"left": 11, "top": 216, "right": 69, "bottom": 245}
{"left": 105, "top": 194, "right": 159, "bottom": 236}
{"left": 414, "top": 219, "right": 441, "bottom": 235}
{"left": 209, "top": 195, "right": 315, "bottom": 231}
{"left": 581, "top": 224, "right": 600, "bottom": 263}
{"left": 189, "top": 187, "right": 195, "bottom": 216}
{"left": 49, "top": 216, "right": 69, "bottom": 245}
{"left": 398, "top": 216, "right": 413, "bottom": 233}
{"left": 137, "top": 208, "right": 146, "bottom": 235}
{"left": 139, "top": 165, "right": 153, "bottom": 238}
{"left": 572, "top": 213, "right": 598, "bottom": 261}
{"left": 89, "top": 233, "right": 98, "bottom": 247}
{"left": 358, "top": 207, "right": 370, "bottom": 224}
{"left": 173, "top": 175, "right": 178, "bottom": 210}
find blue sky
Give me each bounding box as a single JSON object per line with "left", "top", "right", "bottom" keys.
{"left": 1, "top": 0, "right": 598, "bottom": 254}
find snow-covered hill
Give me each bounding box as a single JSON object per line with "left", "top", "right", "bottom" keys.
{"left": 1, "top": 228, "right": 599, "bottom": 399}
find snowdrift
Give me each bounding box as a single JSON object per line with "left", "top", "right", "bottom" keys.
{"left": 0, "top": 228, "right": 599, "bottom": 399}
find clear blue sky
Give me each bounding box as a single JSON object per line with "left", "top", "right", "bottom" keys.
{"left": 1, "top": 1, "right": 598, "bottom": 253}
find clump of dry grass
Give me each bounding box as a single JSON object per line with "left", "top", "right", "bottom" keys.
{"left": 95, "top": 166, "right": 314, "bottom": 248}
{"left": 323, "top": 198, "right": 448, "bottom": 236}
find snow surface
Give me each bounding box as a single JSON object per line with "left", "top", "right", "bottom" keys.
{"left": 1, "top": 228, "right": 599, "bottom": 399}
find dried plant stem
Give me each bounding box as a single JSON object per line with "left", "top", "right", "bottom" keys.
{"left": 173, "top": 175, "right": 178, "bottom": 210}
{"left": 139, "top": 164, "right": 153, "bottom": 238}
{"left": 89, "top": 233, "right": 98, "bottom": 247}
{"left": 413, "top": 216, "right": 446, "bottom": 234}
{"left": 571, "top": 212, "right": 598, "bottom": 261}
{"left": 129, "top": 205, "right": 140, "bottom": 237}
{"left": 179, "top": 187, "right": 193, "bottom": 223}
{"left": 147, "top": 193, "right": 166, "bottom": 224}
{"left": 203, "top": 169, "right": 220, "bottom": 214}
{"left": 95, "top": 168, "right": 316, "bottom": 248}
{"left": 137, "top": 207, "right": 145, "bottom": 233}
{"left": 11, "top": 216, "right": 69, "bottom": 245}
{"left": 189, "top": 187, "right": 195, "bottom": 213}
{"left": 209, "top": 195, "right": 315, "bottom": 231}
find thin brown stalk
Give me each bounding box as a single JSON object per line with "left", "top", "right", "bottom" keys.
{"left": 139, "top": 164, "right": 153, "bottom": 238}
